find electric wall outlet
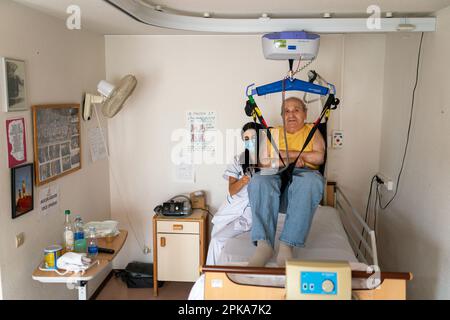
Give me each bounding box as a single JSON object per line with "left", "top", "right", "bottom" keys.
{"left": 332, "top": 130, "right": 344, "bottom": 149}
{"left": 376, "top": 173, "right": 394, "bottom": 191}
{"left": 143, "top": 246, "right": 151, "bottom": 255}
{"left": 15, "top": 232, "right": 25, "bottom": 248}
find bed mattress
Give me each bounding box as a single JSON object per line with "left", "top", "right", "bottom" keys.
{"left": 218, "top": 205, "right": 359, "bottom": 265}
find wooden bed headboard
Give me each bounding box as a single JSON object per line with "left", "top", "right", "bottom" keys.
{"left": 325, "top": 181, "right": 336, "bottom": 207}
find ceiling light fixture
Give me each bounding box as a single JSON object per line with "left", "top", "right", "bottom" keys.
{"left": 397, "top": 18, "right": 416, "bottom": 31}
{"left": 397, "top": 23, "right": 416, "bottom": 31}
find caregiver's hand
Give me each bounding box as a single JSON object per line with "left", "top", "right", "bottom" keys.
{"left": 229, "top": 175, "right": 251, "bottom": 196}
{"left": 241, "top": 175, "right": 250, "bottom": 185}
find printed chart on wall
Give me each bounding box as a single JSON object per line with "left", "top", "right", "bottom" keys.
{"left": 173, "top": 111, "right": 216, "bottom": 183}
{"left": 186, "top": 111, "right": 216, "bottom": 156}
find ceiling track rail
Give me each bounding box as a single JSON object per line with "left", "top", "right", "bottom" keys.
{"left": 105, "top": 0, "right": 436, "bottom": 33}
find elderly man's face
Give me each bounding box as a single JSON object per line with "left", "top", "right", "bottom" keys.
{"left": 284, "top": 99, "right": 307, "bottom": 133}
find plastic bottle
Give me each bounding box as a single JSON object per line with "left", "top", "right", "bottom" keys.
{"left": 87, "top": 226, "right": 98, "bottom": 257}
{"left": 74, "top": 216, "right": 86, "bottom": 253}
{"left": 63, "top": 210, "right": 74, "bottom": 252}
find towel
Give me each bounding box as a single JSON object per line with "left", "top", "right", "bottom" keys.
{"left": 56, "top": 252, "right": 94, "bottom": 273}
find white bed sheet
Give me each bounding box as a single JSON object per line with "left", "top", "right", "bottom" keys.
{"left": 189, "top": 206, "right": 368, "bottom": 300}
{"left": 219, "top": 205, "right": 359, "bottom": 265}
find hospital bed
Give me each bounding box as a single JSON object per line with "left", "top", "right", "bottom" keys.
{"left": 189, "top": 182, "right": 412, "bottom": 300}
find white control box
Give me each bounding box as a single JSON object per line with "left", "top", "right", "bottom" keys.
{"left": 332, "top": 130, "right": 344, "bottom": 149}
{"left": 285, "top": 260, "right": 352, "bottom": 300}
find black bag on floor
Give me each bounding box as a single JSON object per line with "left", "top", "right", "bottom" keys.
{"left": 116, "top": 261, "right": 164, "bottom": 288}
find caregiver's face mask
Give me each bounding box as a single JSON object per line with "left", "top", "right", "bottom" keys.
{"left": 244, "top": 138, "right": 256, "bottom": 152}
{"left": 243, "top": 129, "right": 257, "bottom": 152}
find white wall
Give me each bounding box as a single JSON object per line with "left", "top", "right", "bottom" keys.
{"left": 105, "top": 34, "right": 385, "bottom": 267}
{"left": 0, "top": 1, "right": 110, "bottom": 299}
{"left": 378, "top": 6, "right": 450, "bottom": 299}
{"left": 327, "top": 35, "right": 386, "bottom": 213}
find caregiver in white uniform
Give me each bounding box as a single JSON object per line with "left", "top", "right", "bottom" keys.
{"left": 206, "top": 122, "right": 265, "bottom": 265}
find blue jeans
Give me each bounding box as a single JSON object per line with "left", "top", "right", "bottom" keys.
{"left": 248, "top": 168, "right": 324, "bottom": 248}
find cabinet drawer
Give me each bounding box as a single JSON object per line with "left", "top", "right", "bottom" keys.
{"left": 157, "top": 220, "right": 199, "bottom": 234}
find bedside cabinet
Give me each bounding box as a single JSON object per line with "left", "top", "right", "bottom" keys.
{"left": 152, "top": 210, "right": 207, "bottom": 296}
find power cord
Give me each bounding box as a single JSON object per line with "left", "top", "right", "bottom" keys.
{"left": 357, "top": 32, "right": 424, "bottom": 262}
{"left": 193, "top": 207, "right": 214, "bottom": 219}
{"left": 93, "top": 104, "right": 150, "bottom": 255}
{"left": 374, "top": 184, "right": 380, "bottom": 236}
{"left": 378, "top": 32, "right": 424, "bottom": 210}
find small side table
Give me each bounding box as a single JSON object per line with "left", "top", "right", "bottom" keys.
{"left": 152, "top": 210, "right": 207, "bottom": 296}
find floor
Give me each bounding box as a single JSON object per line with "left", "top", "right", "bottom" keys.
{"left": 95, "top": 275, "right": 193, "bottom": 300}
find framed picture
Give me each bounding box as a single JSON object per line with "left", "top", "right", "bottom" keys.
{"left": 6, "top": 117, "right": 27, "bottom": 168}
{"left": 1, "top": 57, "right": 28, "bottom": 112}
{"left": 11, "top": 163, "right": 34, "bottom": 219}
{"left": 32, "top": 104, "right": 82, "bottom": 185}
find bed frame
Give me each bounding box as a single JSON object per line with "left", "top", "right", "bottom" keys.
{"left": 201, "top": 182, "right": 413, "bottom": 300}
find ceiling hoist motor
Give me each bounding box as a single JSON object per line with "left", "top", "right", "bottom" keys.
{"left": 245, "top": 31, "right": 340, "bottom": 192}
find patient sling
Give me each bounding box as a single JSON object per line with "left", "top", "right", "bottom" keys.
{"left": 244, "top": 70, "right": 339, "bottom": 193}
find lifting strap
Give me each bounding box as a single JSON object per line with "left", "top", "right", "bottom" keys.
{"left": 245, "top": 97, "right": 286, "bottom": 168}
{"left": 245, "top": 93, "right": 339, "bottom": 193}
{"left": 279, "top": 93, "right": 338, "bottom": 193}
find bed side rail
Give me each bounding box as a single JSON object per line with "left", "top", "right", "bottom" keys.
{"left": 333, "top": 185, "right": 378, "bottom": 267}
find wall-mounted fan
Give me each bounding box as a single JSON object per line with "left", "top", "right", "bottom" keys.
{"left": 82, "top": 74, "right": 137, "bottom": 120}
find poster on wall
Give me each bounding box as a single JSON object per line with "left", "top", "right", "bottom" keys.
{"left": 186, "top": 111, "right": 217, "bottom": 155}
{"left": 174, "top": 163, "right": 195, "bottom": 183}
{"left": 32, "top": 104, "right": 81, "bottom": 185}
{"left": 6, "top": 117, "right": 27, "bottom": 168}
{"left": 1, "top": 57, "right": 28, "bottom": 112}
{"left": 39, "top": 184, "right": 59, "bottom": 216}
{"left": 88, "top": 126, "right": 108, "bottom": 162}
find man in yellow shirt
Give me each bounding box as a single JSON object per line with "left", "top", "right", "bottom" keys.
{"left": 247, "top": 97, "right": 325, "bottom": 267}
